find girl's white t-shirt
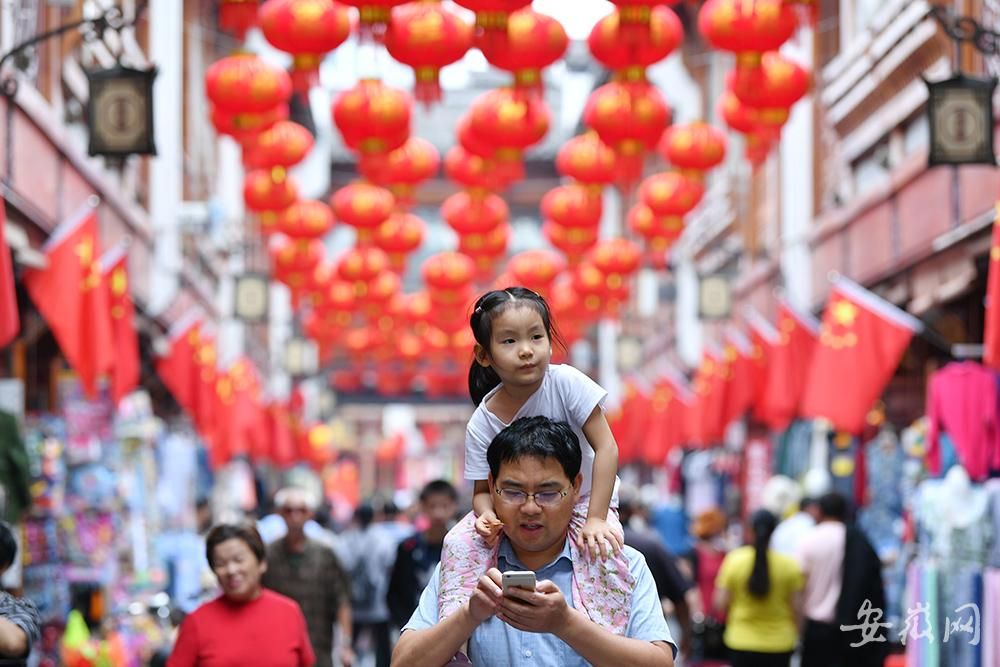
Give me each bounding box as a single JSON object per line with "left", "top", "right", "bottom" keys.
{"left": 464, "top": 363, "right": 607, "bottom": 497}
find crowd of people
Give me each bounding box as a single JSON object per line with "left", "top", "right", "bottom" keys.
{"left": 144, "top": 287, "right": 891, "bottom": 667}
{"left": 0, "top": 286, "right": 895, "bottom": 666}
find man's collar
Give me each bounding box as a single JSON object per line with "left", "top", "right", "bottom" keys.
{"left": 498, "top": 535, "right": 573, "bottom": 571}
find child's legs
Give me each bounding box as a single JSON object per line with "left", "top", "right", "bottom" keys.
{"left": 568, "top": 499, "right": 635, "bottom": 635}
{"left": 438, "top": 510, "right": 497, "bottom": 620}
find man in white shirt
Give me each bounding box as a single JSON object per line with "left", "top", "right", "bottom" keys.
{"left": 771, "top": 497, "right": 821, "bottom": 557}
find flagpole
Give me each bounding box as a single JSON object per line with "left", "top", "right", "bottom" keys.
{"left": 41, "top": 196, "right": 100, "bottom": 252}
{"left": 99, "top": 236, "right": 131, "bottom": 272}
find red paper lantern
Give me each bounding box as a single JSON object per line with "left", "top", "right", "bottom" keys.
{"left": 218, "top": 0, "right": 259, "bottom": 40}
{"left": 304, "top": 309, "right": 350, "bottom": 344}
{"left": 270, "top": 237, "right": 325, "bottom": 278}
{"left": 573, "top": 260, "right": 631, "bottom": 319}
{"left": 658, "top": 122, "right": 728, "bottom": 175}
{"left": 628, "top": 203, "right": 685, "bottom": 257}
{"left": 469, "top": 87, "right": 550, "bottom": 154}
{"left": 358, "top": 137, "right": 440, "bottom": 203}
{"left": 211, "top": 105, "right": 288, "bottom": 145}
{"left": 588, "top": 6, "right": 682, "bottom": 76}
{"left": 315, "top": 278, "right": 358, "bottom": 323}
{"left": 403, "top": 290, "right": 434, "bottom": 329}
{"left": 542, "top": 221, "right": 599, "bottom": 265}
{"left": 548, "top": 276, "right": 585, "bottom": 343}
{"left": 243, "top": 120, "right": 314, "bottom": 171}
{"left": 244, "top": 170, "right": 299, "bottom": 231}
{"left": 459, "top": 221, "right": 510, "bottom": 274}
{"left": 456, "top": 115, "right": 525, "bottom": 187}
{"left": 205, "top": 53, "right": 293, "bottom": 114}
{"left": 583, "top": 80, "right": 670, "bottom": 185}
{"left": 356, "top": 270, "right": 401, "bottom": 310}
{"left": 718, "top": 89, "right": 760, "bottom": 134}
{"left": 745, "top": 129, "right": 776, "bottom": 167}
{"left": 540, "top": 184, "right": 602, "bottom": 229}
{"left": 444, "top": 147, "right": 505, "bottom": 192}
{"left": 277, "top": 200, "right": 335, "bottom": 239}
{"left": 453, "top": 0, "right": 532, "bottom": 32}
{"left": 442, "top": 191, "right": 508, "bottom": 236}
{"left": 422, "top": 252, "right": 476, "bottom": 292}
{"left": 259, "top": 0, "right": 352, "bottom": 92}
{"left": 332, "top": 79, "right": 412, "bottom": 155}
{"left": 555, "top": 132, "right": 617, "bottom": 190}
{"left": 729, "top": 52, "right": 810, "bottom": 128}
{"left": 506, "top": 249, "right": 567, "bottom": 294}
{"left": 478, "top": 8, "right": 568, "bottom": 92}
{"left": 330, "top": 183, "right": 395, "bottom": 244}
{"left": 698, "top": 0, "right": 797, "bottom": 67}
{"left": 337, "top": 247, "right": 391, "bottom": 283}
{"left": 588, "top": 238, "right": 643, "bottom": 277}
{"left": 638, "top": 171, "right": 705, "bottom": 217}
{"left": 373, "top": 212, "right": 426, "bottom": 272}
{"left": 385, "top": 1, "right": 474, "bottom": 104}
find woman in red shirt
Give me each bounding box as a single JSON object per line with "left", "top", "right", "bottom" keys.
{"left": 168, "top": 523, "right": 315, "bottom": 667}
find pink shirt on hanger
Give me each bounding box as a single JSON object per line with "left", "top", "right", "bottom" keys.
{"left": 925, "top": 362, "right": 1000, "bottom": 481}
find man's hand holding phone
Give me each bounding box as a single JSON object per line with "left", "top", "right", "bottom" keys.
{"left": 497, "top": 570, "right": 570, "bottom": 634}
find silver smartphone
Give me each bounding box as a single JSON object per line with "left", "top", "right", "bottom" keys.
{"left": 501, "top": 570, "right": 537, "bottom": 592}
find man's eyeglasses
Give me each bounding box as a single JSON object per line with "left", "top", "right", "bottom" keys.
{"left": 495, "top": 487, "right": 568, "bottom": 507}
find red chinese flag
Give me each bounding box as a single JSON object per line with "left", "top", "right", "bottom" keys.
{"left": 227, "top": 358, "right": 268, "bottom": 462}
{"left": 643, "top": 368, "right": 693, "bottom": 465}
{"left": 800, "top": 276, "right": 922, "bottom": 433}
{"left": 745, "top": 308, "right": 778, "bottom": 422}
{"left": 757, "top": 301, "right": 818, "bottom": 430}
{"left": 23, "top": 208, "right": 115, "bottom": 397}
{"left": 268, "top": 401, "right": 299, "bottom": 467}
{"left": 0, "top": 202, "right": 19, "bottom": 348}
{"left": 208, "top": 369, "right": 234, "bottom": 470}
{"left": 102, "top": 243, "right": 139, "bottom": 404}
{"left": 686, "top": 348, "right": 725, "bottom": 446}
{"left": 155, "top": 315, "right": 200, "bottom": 412}
{"left": 720, "top": 329, "right": 754, "bottom": 429}
{"left": 609, "top": 378, "right": 649, "bottom": 465}
{"left": 984, "top": 210, "right": 1000, "bottom": 370}
{"left": 194, "top": 336, "right": 220, "bottom": 452}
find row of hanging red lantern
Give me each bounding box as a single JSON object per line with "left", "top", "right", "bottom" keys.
{"left": 698, "top": 0, "right": 811, "bottom": 167}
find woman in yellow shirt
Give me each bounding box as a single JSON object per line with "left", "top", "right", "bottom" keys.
{"left": 713, "top": 509, "right": 803, "bottom": 667}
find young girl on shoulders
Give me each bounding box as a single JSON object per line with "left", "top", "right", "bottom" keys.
{"left": 438, "top": 286, "right": 634, "bottom": 633}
